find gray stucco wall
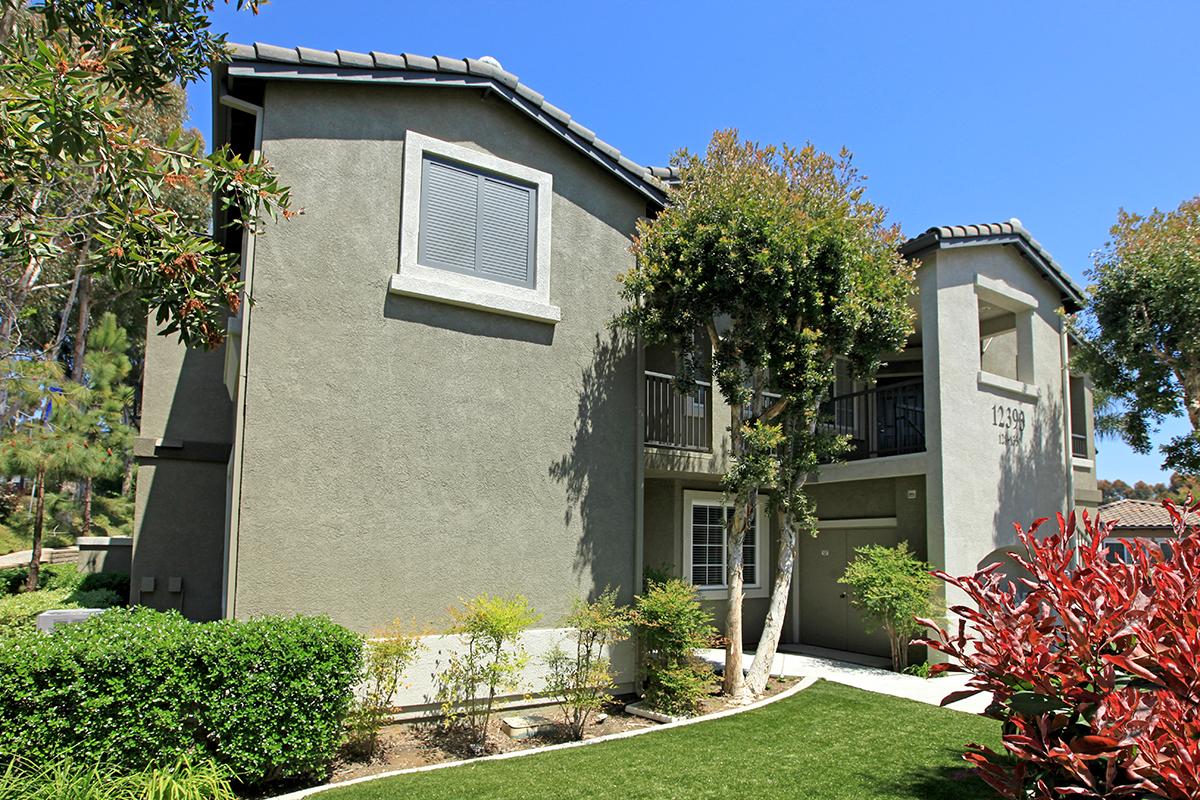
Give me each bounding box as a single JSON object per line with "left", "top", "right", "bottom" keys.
{"left": 922, "top": 244, "right": 1077, "bottom": 609}
{"left": 229, "top": 81, "right": 645, "bottom": 638}
{"left": 131, "top": 323, "right": 232, "bottom": 620}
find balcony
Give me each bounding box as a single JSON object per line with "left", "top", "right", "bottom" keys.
{"left": 644, "top": 371, "right": 712, "bottom": 452}
{"left": 644, "top": 373, "right": 926, "bottom": 461}
{"left": 1071, "top": 433, "right": 1088, "bottom": 459}
{"left": 821, "top": 380, "right": 925, "bottom": 461}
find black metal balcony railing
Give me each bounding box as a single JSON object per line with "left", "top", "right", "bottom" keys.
{"left": 820, "top": 380, "right": 925, "bottom": 460}
{"left": 645, "top": 371, "right": 712, "bottom": 451}
{"left": 644, "top": 373, "right": 925, "bottom": 461}
{"left": 1071, "top": 433, "right": 1088, "bottom": 459}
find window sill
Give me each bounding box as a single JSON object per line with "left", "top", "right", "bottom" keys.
{"left": 389, "top": 273, "right": 561, "bottom": 324}
{"left": 977, "top": 370, "right": 1039, "bottom": 402}
{"left": 1072, "top": 456, "right": 1094, "bottom": 470}
{"left": 696, "top": 585, "right": 769, "bottom": 601}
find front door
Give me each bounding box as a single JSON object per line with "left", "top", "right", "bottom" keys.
{"left": 799, "top": 525, "right": 899, "bottom": 657}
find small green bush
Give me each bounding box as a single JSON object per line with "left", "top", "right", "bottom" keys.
{"left": 77, "top": 571, "right": 130, "bottom": 604}
{"left": 343, "top": 620, "right": 424, "bottom": 761}
{"left": 0, "top": 563, "right": 80, "bottom": 595}
{"left": 631, "top": 578, "right": 716, "bottom": 716}
{"left": 436, "top": 594, "right": 540, "bottom": 749}
{"left": 839, "top": 541, "right": 941, "bottom": 672}
{"left": 0, "top": 756, "right": 236, "bottom": 800}
{"left": 0, "top": 607, "right": 363, "bottom": 788}
{"left": 0, "top": 586, "right": 120, "bottom": 637}
{"left": 544, "top": 588, "right": 630, "bottom": 740}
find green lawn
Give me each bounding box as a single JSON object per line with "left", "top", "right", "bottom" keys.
{"left": 323, "top": 680, "right": 1003, "bottom": 800}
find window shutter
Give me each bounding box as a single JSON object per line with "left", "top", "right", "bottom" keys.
{"left": 691, "top": 504, "right": 726, "bottom": 587}
{"left": 418, "top": 158, "right": 479, "bottom": 274}
{"left": 478, "top": 176, "right": 535, "bottom": 286}
{"left": 417, "top": 155, "right": 536, "bottom": 288}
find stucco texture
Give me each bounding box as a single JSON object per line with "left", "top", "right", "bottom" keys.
{"left": 230, "top": 81, "right": 645, "bottom": 634}
{"left": 131, "top": 324, "right": 232, "bottom": 620}
{"left": 920, "top": 245, "right": 1079, "bottom": 609}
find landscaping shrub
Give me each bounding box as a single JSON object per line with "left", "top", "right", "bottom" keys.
{"left": 77, "top": 571, "right": 130, "bottom": 604}
{"left": 436, "top": 594, "right": 541, "bottom": 749}
{"left": 0, "top": 562, "right": 80, "bottom": 595}
{"left": 0, "top": 586, "right": 120, "bottom": 636}
{"left": 343, "top": 620, "right": 425, "bottom": 761}
{"left": 631, "top": 578, "right": 716, "bottom": 716}
{"left": 0, "top": 607, "right": 363, "bottom": 788}
{"left": 544, "top": 588, "right": 630, "bottom": 740}
{"left": 839, "top": 541, "right": 941, "bottom": 671}
{"left": 0, "top": 756, "right": 236, "bottom": 800}
{"left": 919, "top": 501, "right": 1200, "bottom": 799}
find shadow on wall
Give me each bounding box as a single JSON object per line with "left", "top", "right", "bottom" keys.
{"left": 134, "top": 346, "right": 231, "bottom": 621}
{"left": 548, "top": 330, "right": 636, "bottom": 592}
{"left": 991, "top": 393, "right": 1066, "bottom": 554}
{"left": 382, "top": 293, "right": 555, "bottom": 346}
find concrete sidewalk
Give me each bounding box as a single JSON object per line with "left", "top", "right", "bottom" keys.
{"left": 700, "top": 648, "right": 991, "bottom": 715}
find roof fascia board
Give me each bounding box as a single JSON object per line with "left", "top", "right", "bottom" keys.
{"left": 225, "top": 60, "right": 667, "bottom": 206}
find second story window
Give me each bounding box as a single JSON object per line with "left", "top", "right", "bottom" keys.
{"left": 418, "top": 156, "right": 537, "bottom": 289}
{"left": 393, "top": 131, "right": 560, "bottom": 324}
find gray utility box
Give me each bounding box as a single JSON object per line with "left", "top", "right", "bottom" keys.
{"left": 36, "top": 607, "right": 106, "bottom": 633}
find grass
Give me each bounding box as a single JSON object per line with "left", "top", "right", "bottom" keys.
{"left": 322, "top": 680, "right": 1003, "bottom": 800}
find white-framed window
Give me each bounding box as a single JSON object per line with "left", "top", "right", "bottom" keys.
{"left": 392, "top": 131, "right": 560, "bottom": 324}
{"left": 1103, "top": 537, "right": 1176, "bottom": 564}
{"left": 683, "top": 490, "right": 768, "bottom": 600}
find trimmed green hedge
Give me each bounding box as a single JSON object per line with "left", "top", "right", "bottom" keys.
{"left": 0, "top": 608, "right": 362, "bottom": 788}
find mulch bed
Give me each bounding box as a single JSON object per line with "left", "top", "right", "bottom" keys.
{"left": 329, "top": 677, "right": 799, "bottom": 785}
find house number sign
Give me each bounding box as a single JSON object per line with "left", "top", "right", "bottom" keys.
{"left": 992, "top": 403, "right": 1027, "bottom": 446}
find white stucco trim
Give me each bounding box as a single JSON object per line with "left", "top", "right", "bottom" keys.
{"left": 395, "top": 131, "right": 560, "bottom": 324}
{"left": 682, "top": 490, "right": 768, "bottom": 600}
{"left": 816, "top": 517, "right": 898, "bottom": 530}
{"left": 976, "top": 370, "right": 1040, "bottom": 402}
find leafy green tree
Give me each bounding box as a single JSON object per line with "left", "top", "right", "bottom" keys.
{"left": 1073, "top": 196, "right": 1200, "bottom": 473}
{"left": 621, "top": 130, "right": 914, "bottom": 698}
{"left": 72, "top": 312, "right": 136, "bottom": 533}
{"left": 839, "top": 542, "right": 940, "bottom": 672}
{"left": 0, "top": 359, "right": 88, "bottom": 590}
{"left": 0, "top": 0, "right": 292, "bottom": 356}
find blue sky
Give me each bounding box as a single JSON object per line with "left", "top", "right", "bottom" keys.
{"left": 187, "top": 0, "right": 1200, "bottom": 485}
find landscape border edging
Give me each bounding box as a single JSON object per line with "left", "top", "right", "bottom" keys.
{"left": 269, "top": 676, "right": 820, "bottom": 800}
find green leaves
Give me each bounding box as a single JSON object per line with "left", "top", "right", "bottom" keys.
{"left": 1, "top": 0, "right": 291, "bottom": 351}
{"left": 839, "top": 541, "right": 941, "bottom": 669}
{"left": 1072, "top": 196, "right": 1200, "bottom": 472}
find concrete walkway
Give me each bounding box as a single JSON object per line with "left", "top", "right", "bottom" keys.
{"left": 700, "top": 648, "right": 991, "bottom": 715}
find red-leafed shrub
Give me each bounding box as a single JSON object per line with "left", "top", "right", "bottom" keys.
{"left": 918, "top": 499, "right": 1200, "bottom": 799}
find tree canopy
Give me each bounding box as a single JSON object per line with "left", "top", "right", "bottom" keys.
{"left": 1073, "top": 196, "right": 1200, "bottom": 474}
{"left": 1, "top": 0, "right": 292, "bottom": 354}
{"left": 621, "top": 130, "right": 915, "bottom": 696}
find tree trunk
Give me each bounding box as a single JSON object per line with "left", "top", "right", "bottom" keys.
{"left": 121, "top": 459, "right": 135, "bottom": 497}
{"left": 745, "top": 512, "right": 799, "bottom": 694}
{"left": 722, "top": 490, "right": 754, "bottom": 701}
{"left": 888, "top": 625, "right": 908, "bottom": 673}
{"left": 81, "top": 476, "right": 93, "bottom": 535}
{"left": 70, "top": 274, "right": 92, "bottom": 382}
{"left": 26, "top": 467, "right": 45, "bottom": 592}
{"left": 46, "top": 241, "right": 90, "bottom": 361}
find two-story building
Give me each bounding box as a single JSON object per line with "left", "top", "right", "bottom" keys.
{"left": 129, "top": 43, "right": 1099, "bottom": 693}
